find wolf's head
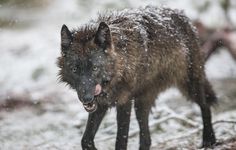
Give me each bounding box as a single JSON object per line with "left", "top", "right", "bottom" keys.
{"left": 58, "top": 22, "right": 115, "bottom": 113}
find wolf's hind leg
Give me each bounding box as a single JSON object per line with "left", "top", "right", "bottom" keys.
{"left": 179, "top": 78, "right": 216, "bottom": 148}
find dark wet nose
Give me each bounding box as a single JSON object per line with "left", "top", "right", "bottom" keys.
{"left": 83, "top": 94, "right": 94, "bottom": 104}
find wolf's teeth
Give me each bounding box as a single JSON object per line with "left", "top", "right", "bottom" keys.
{"left": 92, "top": 103, "right": 95, "bottom": 108}
{"left": 84, "top": 103, "right": 95, "bottom": 110}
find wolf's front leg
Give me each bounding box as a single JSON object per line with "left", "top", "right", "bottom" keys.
{"left": 82, "top": 104, "right": 108, "bottom": 150}
{"left": 134, "top": 94, "right": 153, "bottom": 150}
{"left": 115, "top": 101, "right": 132, "bottom": 150}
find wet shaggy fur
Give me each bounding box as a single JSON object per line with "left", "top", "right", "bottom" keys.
{"left": 58, "top": 6, "right": 217, "bottom": 150}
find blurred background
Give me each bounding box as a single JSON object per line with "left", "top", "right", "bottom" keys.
{"left": 0, "top": 0, "right": 236, "bottom": 149}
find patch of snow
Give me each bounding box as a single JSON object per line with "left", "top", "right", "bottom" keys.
{"left": 0, "top": 0, "right": 235, "bottom": 150}
{"left": 206, "top": 48, "right": 236, "bottom": 79}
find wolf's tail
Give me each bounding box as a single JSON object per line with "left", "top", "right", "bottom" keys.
{"left": 171, "top": 11, "right": 217, "bottom": 106}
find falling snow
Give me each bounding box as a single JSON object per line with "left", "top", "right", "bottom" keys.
{"left": 0, "top": 0, "right": 236, "bottom": 150}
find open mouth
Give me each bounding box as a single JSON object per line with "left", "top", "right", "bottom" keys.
{"left": 81, "top": 84, "right": 102, "bottom": 113}
{"left": 83, "top": 100, "right": 97, "bottom": 113}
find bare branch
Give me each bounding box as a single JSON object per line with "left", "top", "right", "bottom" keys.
{"left": 213, "top": 120, "right": 236, "bottom": 125}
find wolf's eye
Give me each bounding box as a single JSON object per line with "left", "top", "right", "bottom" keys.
{"left": 92, "top": 66, "right": 98, "bottom": 71}
{"left": 72, "top": 67, "right": 77, "bottom": 73}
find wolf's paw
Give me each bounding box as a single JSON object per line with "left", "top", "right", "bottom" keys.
{"left": 82, "top": 146, "right": 97, "bottom": 150}
{"left": 81, "top": 139, "right": 97, "bottom": 150}
{"left": 198, "top": 138, "right": 217, "bottom": 149}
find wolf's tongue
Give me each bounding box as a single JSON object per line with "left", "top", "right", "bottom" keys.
{"left": 94, "top": 84, "right": 102, "bottom": 96}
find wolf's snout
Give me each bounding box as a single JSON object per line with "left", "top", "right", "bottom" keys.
{"left": 81, "top": 84, "right": 102, "bottom": 113}
{"left": 83, "top": 94, "right": 94, "bottom": 104}
{"left": 82, "top": 94, "right": 97, "bottom": 113}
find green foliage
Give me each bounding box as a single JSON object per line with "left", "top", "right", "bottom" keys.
{"left": 32, "top": 67, "right": 46, "bottom": 81}
{"left": 220, "top": 0, "right": 230, "bottom": 12}
{"left": 155, "top": 124, "right": 164, "bottom": 132}
{"left": 195, "top": 0, "right": 210, "bottom": 13}
{"left": 0, "top": 0, "right": 48, "bottom": 8}
{"left": 0, "top": 18, "right": 31, "bottom": 29}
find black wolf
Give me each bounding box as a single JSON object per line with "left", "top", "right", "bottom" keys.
{"left": 57, "top": 6, "right": 217, "bottom": 150}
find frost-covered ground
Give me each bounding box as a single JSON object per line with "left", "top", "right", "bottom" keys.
{"left": 0, "top": 0, "right": 236, "bottom": 150}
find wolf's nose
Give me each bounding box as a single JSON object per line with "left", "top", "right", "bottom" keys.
{"left": 83, "top": 95, "right": 94, "bottom": 104}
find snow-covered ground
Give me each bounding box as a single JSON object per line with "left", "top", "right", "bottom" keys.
{"left": 0, "top": 0, "right": 236, "bottom": 149}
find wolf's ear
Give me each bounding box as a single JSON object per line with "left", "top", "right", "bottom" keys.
{"left": 61, "top": 24, "right": 72, "bottom": 48}
{"left": 94, "top": 22, "right": 111, "bottom": 49}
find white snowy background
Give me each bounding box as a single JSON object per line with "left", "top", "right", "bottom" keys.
{"left": 0, "top": 0, "right": 236, "bottom": 149}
